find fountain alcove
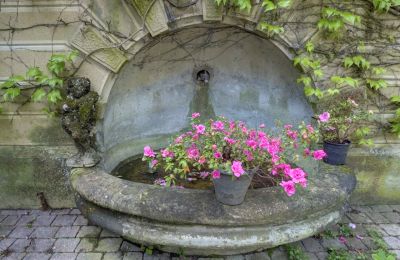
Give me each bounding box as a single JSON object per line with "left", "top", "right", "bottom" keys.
{"left": 70, "top": 27, "right": 356, "bottom": 255}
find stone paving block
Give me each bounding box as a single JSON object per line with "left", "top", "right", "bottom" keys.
{"left": 8, "top": 238, "right": 31, "bottom": 252}
{"left": 391, "top": 205, "right": 400, "bottom": 212}
{"left": 144, "top": 253, "right": 171, "bottom": 260}
{"left": 380, "top": 224, "right": 400, "bottom": 236}
{"left": 51, "top": 215, "right": 77, "bottom": 227}
{"left": 366, "top": 212, "right": 391, "bottom": 224}
{"left": 8, "top": 226, "right": 34, "bottom": 238}
{"left": 363, "top": 224, "right": 388, "bottom": 235}
{"left": 225, "top": 255, "right": 246, "bottom": 260}
{"left": 53, "top": 238, "right": 80, "bottom": 252}
{"left": 103, "top": 252, "right": 123, "bottom": 260}
{"left": 73, "top": 216, "right": 89, "bottom": 226}
{"left": 302, "top": 238, "right": 325, "bottom": 252}
{"left": 346, "top": 238, "right": 368, "bottom": 250}
{"left": 370, "top": 205, "right": 393, "bottom": 213}
{"left": 70, "top": 209, "right": 81, "bottom": 215}
{"left": 0, "top": 215, "right": 7, "bottom": 222}
{"left": 123, "top": 252, "right": 144, "bottom": 260}
{"left": 320, "top": 238, "right": 347, "bottom": 250}
{"left": 0, "top": 238, "right": 15, "bottom": 250}
{"left": 75, "top": 238, "right": 98, "bottom": 253}
{"left": 381, "top": 212, "right": 400, "bottom": 223}
{"left": 100, "top": 229, "right": 120, "bottom": 238}
{"left": 33, "top": 215, "right": 56, "bottom": 226}
{"left": 95, "top": 238, "right": 123, "bottom": 252}
{"left": 1, "top": 253, "right": 26, "bottom": 260}
{"left": 244, "top": 252, "right": 271, "bottom": 260}
{"left": 351, "top": 206, "right": 373, "bottom": 213}
{"left": 120, "top": 240, "right": 142, "bottom": 252}
{"left": 29, "top": 210, "right": 51, "bottom": 216}
{"left": 51, "top": 209, "right": 72, "bottom": 215}
{"left": 1, "top": 215, "right": 21, "bottom": 226}
{"left": 50, "top": 253, "right": 78, "bottom": 260}
{"left": 30, "top": 227, "right": 59, "bottom": 238}
{"left": 359, "top": 237, "right": 379, "bottom": 250}
{"left": 55, "top": 226, "right": 80, "bottom": 238}
{"left": 0, "top": 226, "right": 14, "bottom": 238}
{"left": 347, "top": 213, "right": 373, "bottom": 224}
{"left": 27, "top": 238, "right": 55, "bottom": 252}
{"left": 24, "top": 253, "right": 52, "bottom": 260}
{"left": 16, "top": 215, "right": 37, "bottom": 226}
{"left": 383, "top": 236, "right": 400, "bottom": 249}
{"left": 305, "top": 252, "right": 319, "bottom": 260}
{"left": 76, "top": 252, "right": 103, "bottom": 260}
{"left": 268, "top": 250, "right": 287, "bottom": 260}
{"left": 315, "top": 252, "right": 328, "bottom": 260}
{"left": 77, "top": 226, "right": 101, "bottom": 238}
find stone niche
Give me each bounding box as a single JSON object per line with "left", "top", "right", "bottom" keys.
{"left": 102, "top": 27, "right": 313, "bottom": 170}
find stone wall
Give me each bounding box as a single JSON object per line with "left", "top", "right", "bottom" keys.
{"left": 0, "top": 0, "right": 399, "bottom": 208}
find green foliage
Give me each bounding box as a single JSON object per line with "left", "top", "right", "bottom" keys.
{"left": 366, "top": 79, "right": 388, "bottom": 90}
{"left": 283, "top": 244, "right": 309, "bottom": 260}
{"left": 372, "top": 249, "right": 396, "bottom": 260}
{"left": 258, "top": 22, "right": 284, "bottom": 36}
{"left": 318, "top": 7, "right": 361, "bottom": 36}
{"left": 331, "top": 76, "right": 359, "bottom": 88}
{"left": 343, "top": 56, "right": 371, "bottom": 70}
{"left": 372, "top": 0, "right": 400, "bottom": 13}
{"left": 0, "top": 50, "right": 78, "bottom": 109}
{"left": 262, "top": 0, "right": 292, "bottom": 12}
{"left": 327, "top": 248, "right": 352, "bottom": 260}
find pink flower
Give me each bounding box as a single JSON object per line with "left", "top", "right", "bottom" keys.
{"left": 212, "top": 144, "right": 217, "bottom": 150}
{"left": 299, "top": 178, "right": 307, "bottom": 188}
{"left": 312, "top": 149, "right": 327, "bottom": 160}
{"left": 304, "top": 148, "right": 311, "bottom": 156}
{"left": 200, "top": 172, "right": 209, "bottom": 179}
{"left": 198, "top": 156, "right": 206, "bottom": 164}
{"left": 161, "top": 149, "right": 174, "bottom": 158}
{"left": 231, "top": 161, "right": 245, "bottom": 177}
{"left": 284, "top": 124, "right": 293, "bottom": 130}
{"left": 246, "top": 139, "right": 258, "bottom": 150}
{"left": 224, "top": 137, "right": 236, "bottom": 144}
{"left": 338, "top": 236, "right": 347, "bottom": 244}
{"left": 229, "top": 121, "right": 236, "bottom": 130}
{"left": 143, "top": 146, "right": 155, "bottom": 157}
{"left": 318, "top": 112, "right": 330, "bottom": 122}
{"left": 243, "top": 150, "right": 254, "bottom": 161}
{"left": 286, "top": 130, "right": 298, "bottom": 140}
{"left": 349, "top": 223, "right": 356, "bottom": 229}
{"left": 289, "top": 168, "right": 307, "bottom": 183}
{"left": 259, "top": 123, "right": 266, "bottom": 128}
{"left": 280, "top": 181, "right": 296, "bottom": 196}
{"left": 187, "top": 146, "right": 200, "bottom": 159}
{"left": 191, "top": 112, "right": 200, "bottom": 119}
{"left": 212, "top": 170, "right": 221, "bottom": 179}
{"left": 273, "top": 163, "right": 291, "bottom": 176}
{"left": 213, "top": 152, "right": 222, "bottom": 159}
{"left": 306, "top": 125, "right": 314, "bottom": 133}
{"left": 150, "top": 159, "right": 158, "bottom": 168}
{"left": 212, "top": 121, "right": 224, "bottom": 131}
{"left": 194, "top": 124, "right": 206, "bottom": 134}
{"left": 175, "top": 135, "right": 184, "bottom": 143}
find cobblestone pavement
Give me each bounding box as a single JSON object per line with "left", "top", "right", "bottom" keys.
{"left": 1, "top": 206, "right": 399, "bottom": 260}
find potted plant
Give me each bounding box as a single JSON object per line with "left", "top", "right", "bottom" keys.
{"left": 315, "top": 97, "right": 372, "bottom": 165}
{"left": 143, "top": 113, "right": 326, "bottom": 205}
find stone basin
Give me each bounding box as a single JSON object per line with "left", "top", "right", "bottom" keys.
{"left": 70, "top": 163, "right": 356, "bottom": 256}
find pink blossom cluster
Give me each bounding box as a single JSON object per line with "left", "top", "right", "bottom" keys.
{"left": 143, "top": 113, "right": 326, "bottom": 196}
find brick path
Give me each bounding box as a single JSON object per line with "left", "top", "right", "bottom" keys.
{"left": 1, "top": 206, "right": 399, "bottom": 260}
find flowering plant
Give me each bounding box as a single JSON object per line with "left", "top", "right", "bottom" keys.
{"left": 143, "top": 113, "right": 326, "bottom": 196}
{"left": 315, "top": 97, "right": 372, "bottom": 145}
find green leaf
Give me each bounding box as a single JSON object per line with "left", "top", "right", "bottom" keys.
{"left": 297, "top": 75, "right": 312, "bottom": 87}
{"left": 372, "top": 67, "right": 386, "bottom": 75}
{"left": 313, "top": 69, "right": 324, "bottom": 79}
{"left": 391, "top": 95, "right": 400, "bottom": 104}
{"left": 366, "top": 79, "right": 388, "bottom": 90}
{"left": 326, "top": 88, "right": 340, "bottom": 96}
{"left": 26, "top": 67, "right": 43, "bottom": 79}
{"left": 47, "top": 78, "right": 63, "bottom": 88}
{"left": 3, "top": 87, "right": 21, "bottom": 101}
{"left": 258, "top": 22, "right": 284, "bottom": 35}
{"left": 305, "top": 41, "right": 314, "bottom": 53}
{"left": 31, "top": 88, "right": 47, "bottom": 102}
{"left": 277, "top": 0, "right": 291, "bottom": 8}
{"left": 47, "top": 89, "right": 62, "bottom": 103}
{"left": 343, "top": 57, "right": 354, "bottom": 68}
{"left": 66, "top": 50, "right": 79, "bottom": 62}
{"left": 304, "top": 86, "right": 315, "bottom": 96}
{"left": 314, "top": 88, "right": 324, "bottom": 99}
{"left": 262, "top": 0, "right": 276, "bottom": 11}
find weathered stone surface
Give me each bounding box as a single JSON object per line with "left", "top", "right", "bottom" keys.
{"left": 70, "top": 163, "right": 355, "bottom": 255}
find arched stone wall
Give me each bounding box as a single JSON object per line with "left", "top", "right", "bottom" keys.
{"left": 101, "top": 27, "right": 313, "bottom": 170}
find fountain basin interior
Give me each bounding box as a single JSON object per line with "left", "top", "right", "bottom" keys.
{"left": 70, "top": 26, "right": 356, "bottom": 256}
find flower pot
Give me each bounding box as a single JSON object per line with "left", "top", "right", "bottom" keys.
{"left": 323, "top": 141, "right": 351, "bottom": 165}
{"left": 212, "top": 170, "right": 254, "bottom": 206}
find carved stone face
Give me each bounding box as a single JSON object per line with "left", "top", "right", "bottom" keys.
{"left": 67, "top": 77, "right": 91, "bottom": 98}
